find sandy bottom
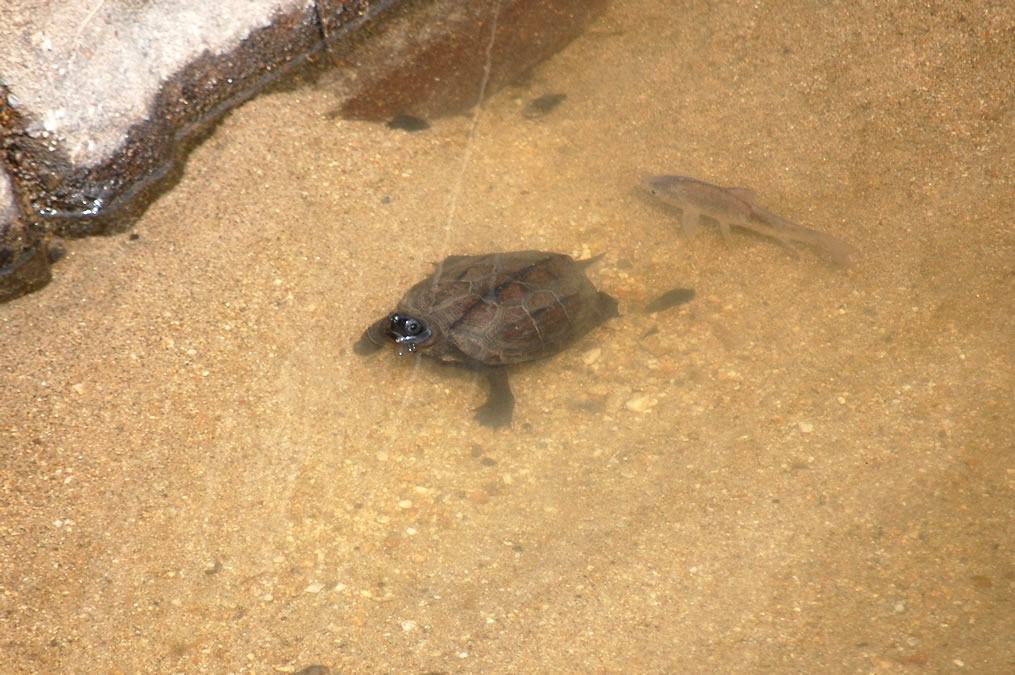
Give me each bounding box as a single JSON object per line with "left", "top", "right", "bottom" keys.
{"left": 2, "top": 1, "right": 1013, "bottom": 672}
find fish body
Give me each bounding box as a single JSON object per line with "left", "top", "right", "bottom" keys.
{"left": 641, "top": 175, "right": 855, "bottom": 265}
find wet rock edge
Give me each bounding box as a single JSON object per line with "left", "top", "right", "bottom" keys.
{"left": 0, "top": 0, "right": 393, "bottom": 302}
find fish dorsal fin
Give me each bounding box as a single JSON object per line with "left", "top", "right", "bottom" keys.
{"left": 724, "top": 187, "right": 756, "bottom": 203}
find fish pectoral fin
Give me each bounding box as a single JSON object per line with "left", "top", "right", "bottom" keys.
{"left": 717, "top": 219, "right": 734, "bottom": 246}
{"left": 680, "top": 208, "right": 703, "bottom": 236}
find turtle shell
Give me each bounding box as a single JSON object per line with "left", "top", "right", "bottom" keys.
{"left": 356, "top": 251, "right": 617, "bottom": 367}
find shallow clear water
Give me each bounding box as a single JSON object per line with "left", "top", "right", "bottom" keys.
{"left": 2, "top": 0, "right": 1013, "bottom": 671}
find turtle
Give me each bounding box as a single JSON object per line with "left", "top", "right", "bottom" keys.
{"left": 354, "top": 250, "right": 619, "bottom": 428}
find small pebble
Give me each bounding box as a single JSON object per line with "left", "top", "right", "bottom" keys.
{"left": 294, "top": 667, "right": 331, "bottom": 675}
{"left": 625, "top": 395, "right": 658, "bottom": 413}
{"left": 304, "top": 583, "right": 324, "bottom": 593}
{"left": 583, "top": 347, "right": 602, "bottom": 366}
{"left": 398, "top": 499, "right": 412, "bottom": 509}
{"left": 798, "top": 421, "right": 814, "bottom": 433}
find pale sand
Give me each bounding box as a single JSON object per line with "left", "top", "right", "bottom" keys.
{"left": 2, "top": 1, "right": 1013, "bottom": 671}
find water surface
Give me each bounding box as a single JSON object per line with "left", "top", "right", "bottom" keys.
{"left": 2, "top": 0, "right": 1012, "bottom": 671}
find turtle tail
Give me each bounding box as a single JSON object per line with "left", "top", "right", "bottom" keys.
{"left": 576, "top": 252, "right": 607, "bottom": 269}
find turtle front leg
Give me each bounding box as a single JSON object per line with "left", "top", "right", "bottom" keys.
{"left": 474, "top": 368, "right": 515, "bottom": 428}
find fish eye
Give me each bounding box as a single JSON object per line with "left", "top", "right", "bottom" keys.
{"left": 404, "top": 319, "right": 422, "bottom": 335}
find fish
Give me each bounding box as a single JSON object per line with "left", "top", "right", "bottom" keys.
{"left": 643, "top": 288, "right": 695, "bottom": 314}
{"left": 641, "top": 175, "right": 855, "bottom": 265}
{"left": 386, "top": 114, "right": 430, "bottom": 131}
{"left": 522, "top": 93, "right": 567, "bottom": 119}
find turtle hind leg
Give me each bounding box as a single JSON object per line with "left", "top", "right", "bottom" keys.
{"left": 474, "top": 368, "right": 515, "bottom": 428}
{"left": 597, "top": 291, "right": 620, "bottom": 321}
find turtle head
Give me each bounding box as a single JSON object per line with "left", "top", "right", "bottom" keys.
{"left": 354, "top": 312, "right": 436, "bottom": 357}
{"left": 387, "top": 313, "right": 432, "bottom": 354}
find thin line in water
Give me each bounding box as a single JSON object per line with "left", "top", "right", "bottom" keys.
{"left": 433, "top": 0, "right": 502, "bottom": 280}
{"left": 391, "top": 1, "right": 503, "bottom": 427}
